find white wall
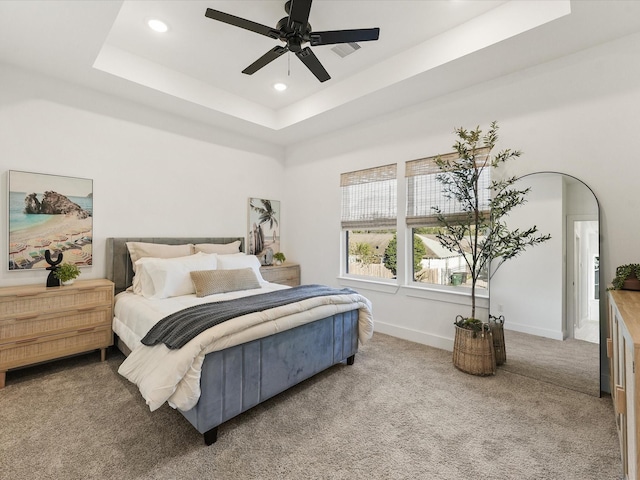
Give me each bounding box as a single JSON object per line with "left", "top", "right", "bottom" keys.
{"left": 0, "top": 65, "right": 286, "bottom": 287}
{"left": 284, "top": 31, "right": 640, "bottom": 359}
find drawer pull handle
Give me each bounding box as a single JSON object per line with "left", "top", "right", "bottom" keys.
{"left": 607, "top": 338, "right": 613, "bottom": 358}
{"left": 15, "top": 314, "right": 39, "bottom": 321}
{"left": 77, "top": 307, "right": 97, "bottom": 312}
{"left": 15, "top": 338, "right": 37, "bottom": 345}
{"left": 77, "top": 327, "right": 96, "bottom": 333}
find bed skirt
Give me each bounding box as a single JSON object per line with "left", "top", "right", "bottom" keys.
{"left": 178, "top": 309, "right": 359, "bottom": 444}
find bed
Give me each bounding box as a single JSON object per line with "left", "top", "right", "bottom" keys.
{"left": 106, "top": 237, "right": 373, "bottom": 445}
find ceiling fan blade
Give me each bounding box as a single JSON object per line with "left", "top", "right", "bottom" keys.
{"left": 310, "top": 28, "right": 380, "bottom": 46}
{"left": 205, "top": 8, "right": 281, "bottom": 39}
{"left": 287, "top": 0, "right": 312, "bottom": 32}
{"left": 296, "top": 47, "right": 330, "bottom": 82}
{"left": 242, "top": 46, "right": 289, "bottom": 75}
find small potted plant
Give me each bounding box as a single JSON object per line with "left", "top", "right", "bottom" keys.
{"left": 273, "top": 252, "right": 286, "bottom": 265}
{"left": 54, "top": 262, "right": 81, "bottom": 285}
{"left": 610, "top": 264, "right": 640, "bottom": 291}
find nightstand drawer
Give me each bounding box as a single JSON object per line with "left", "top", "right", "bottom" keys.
{"left": 0, "top": 286, "right": 112, "bottom": 320}
{"left": 0, "top": 305, "right": 112, "bottom": 344}
{"left": 0, "top": 326, "right": 112, "bottom": 370}
{"left": 260, "top": 263, "right": 301, "bottom": 286}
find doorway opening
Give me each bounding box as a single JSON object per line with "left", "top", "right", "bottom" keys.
{"left": 569, "top": 219, "right": 599, "bottom": 343}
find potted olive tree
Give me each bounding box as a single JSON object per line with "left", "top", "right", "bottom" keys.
{"left": 433, "top": 121, "right": 551, "bottom": 375}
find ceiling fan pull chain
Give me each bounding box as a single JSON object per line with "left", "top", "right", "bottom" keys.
{"left": 288, "top": 52, "right": 291, "bottom": 77}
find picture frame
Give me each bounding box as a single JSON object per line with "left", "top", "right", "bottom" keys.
{"left": 8, "top": 170, "right": 93, "bottom": 271}
{"left": 247, "top": 198, "right": 280, "bottom": 258}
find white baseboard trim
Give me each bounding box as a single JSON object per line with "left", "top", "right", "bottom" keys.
{"left": 505, "top": 322, "right": 564, "bottom": 341}
{"left": 374, "top": 321, "right": 454, "bottom": 352}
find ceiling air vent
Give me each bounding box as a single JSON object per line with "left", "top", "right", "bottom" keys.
{"left": 331, "top": 42, "right": 361, "bottom": 58}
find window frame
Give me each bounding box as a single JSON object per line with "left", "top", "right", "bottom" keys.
{"left": 404, "top": 148, "right": 491, "bottom": 293}
{"left": 337, "top": 149, "right": 491, "bottom": 302}
{"left": 340, "top": 164, "right": 398, "bottom": 282}
{"left": 341, "top": 228, "right": 399, "bottom": 284}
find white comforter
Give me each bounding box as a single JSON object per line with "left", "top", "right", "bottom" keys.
{"left": 115, "top": 285, "right": 374, "bottom": 412}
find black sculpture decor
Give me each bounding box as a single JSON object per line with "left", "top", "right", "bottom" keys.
{"left": 45, "top": 250, "right": 63, "bottom": 287}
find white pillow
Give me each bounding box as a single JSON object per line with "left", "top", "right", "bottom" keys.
{"left": 139, "top": 252, "right": 218, "bottom": 299}
{"left": 217, "top": 253, "right": 265, "bottom": 283}
{"left": 131, "top": 257, "right": 159, "bottom": 297}
{"left": 126, "top": 242, "right": 193, "bottom": 272}
{"left": 193, "top": 241, "right": 242, "bottom": 255}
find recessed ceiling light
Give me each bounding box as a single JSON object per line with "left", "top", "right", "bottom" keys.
{"left": 273, "top": 83, "right": 287, "bottom": 92}
{"left": 148, "top": 19, "right": 168, "bottom": 33}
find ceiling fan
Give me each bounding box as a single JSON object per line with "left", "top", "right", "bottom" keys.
{"left": 204, "top": 0, "right": 380, "bottom": 83}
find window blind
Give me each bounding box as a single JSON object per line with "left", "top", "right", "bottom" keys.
{"left": 340, "top": 164, "right": 397, "bottom": 229}
{"left": 405, "top": 148, "right": 490, "bottom": 226}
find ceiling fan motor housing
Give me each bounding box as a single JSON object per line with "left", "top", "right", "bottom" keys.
{"left": 276, "top": 16, "right": 311, "bottom": 52}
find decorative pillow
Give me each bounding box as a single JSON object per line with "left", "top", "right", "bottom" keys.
{"left": 193, "top": 241, "right": 241, "bottom": 255}
{"left": 190, "top": 268, "right": 261, "bottom": 297}
{"left": 126, "top": 242, "right": 193, "bottom": 272}
{"left": 138, "top": 252, "right": 218, "bottom": 299}
{"left": 217, "top": 253, "right": 265, "bottom": 282}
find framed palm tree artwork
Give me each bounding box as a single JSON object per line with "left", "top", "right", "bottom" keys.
{"left": 248, "top": 198, "right": 280, "bottom": 258}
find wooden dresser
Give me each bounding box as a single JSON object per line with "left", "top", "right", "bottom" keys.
{"left": 0, "top": 278, "right": 114, "bottom": 388}
{"left": 260, "top": 263, "right": 301, "bottom": 287}
{"left": 608, "top": 290, "right": 640, "bottom": 479}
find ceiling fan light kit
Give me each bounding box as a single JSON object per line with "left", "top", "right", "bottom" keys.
{"left": 204, "top": 0, "right": 380, "bottom": 83}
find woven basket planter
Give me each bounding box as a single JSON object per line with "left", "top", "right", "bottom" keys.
{"left": 489, "top": 315, "right": 506, "bottom": 366}
{"left": 452, "top": 324, "right": 496, "bottom": 376}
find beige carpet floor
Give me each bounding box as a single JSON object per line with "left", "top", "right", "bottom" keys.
{"left": 0, "top": 333, "right": 621, "bottom": 480}
{"left": 501, "top": 329, "right": 601, "bottom": 396}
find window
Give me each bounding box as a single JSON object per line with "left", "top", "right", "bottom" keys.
{"left": 405, "top": 150, "right": 490, "bottom": 288}
{"left": 341, "top": 164, "right": 397, "bottom": 279}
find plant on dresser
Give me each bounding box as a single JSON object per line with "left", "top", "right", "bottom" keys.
{"left": 273, "top": 252, "right": 286, "bottom": 265}
{"left": 54, "top": 262, "right": 81, "bottom": 285}
{"left": 0, "top": 279, "right": 114, "bottom": 388}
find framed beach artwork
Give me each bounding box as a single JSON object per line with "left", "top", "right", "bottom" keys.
{"left": 248, "top": 198, "right": 280, "bottom": 258}
{"left": 8, "top": 170, "right": 93, "bottom": 271}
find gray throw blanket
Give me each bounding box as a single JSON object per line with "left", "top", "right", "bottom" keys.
{"left": 141, "top": 284, "right": 357, "bottom": 350}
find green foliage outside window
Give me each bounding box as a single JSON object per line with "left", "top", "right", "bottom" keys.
{"left": 383, "top": 233, "right": 426, "bottom": 277}
{"left": 349, "top": 242, "right": 377, "bottom": 267}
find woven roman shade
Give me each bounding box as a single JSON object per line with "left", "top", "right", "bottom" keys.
{"left": 405, "top": 149, "right": 490, "bottom": 226}
{"left": 340, "top": 164, "right": 397, "bottom": 229}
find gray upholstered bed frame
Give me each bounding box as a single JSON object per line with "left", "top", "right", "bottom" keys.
{"left": 106, "top": 237, "right": 359, "bottom": 445}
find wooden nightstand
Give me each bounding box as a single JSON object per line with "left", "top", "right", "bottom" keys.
{"left": 260, "top": 263, "right": 301, "bottom": 287}
{"left": 0, "top": 278, "right": 114, "bottom": 388}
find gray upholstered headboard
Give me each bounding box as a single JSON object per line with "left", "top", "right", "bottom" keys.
{"left": 106, "top": 237, "right": 245, "bottom": 295}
